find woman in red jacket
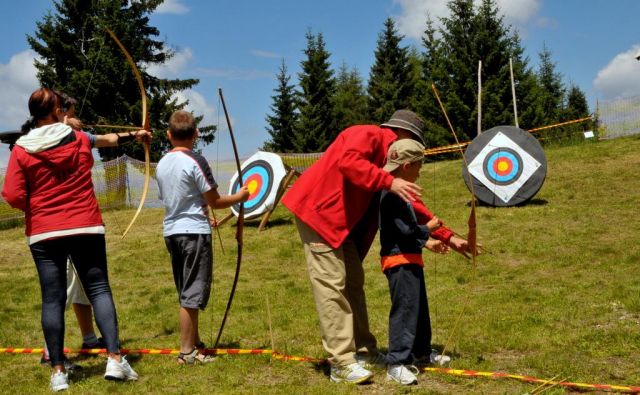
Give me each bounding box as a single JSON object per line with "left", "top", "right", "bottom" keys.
{"left": 2, "top": 88, "right": 149, "bottom": 391}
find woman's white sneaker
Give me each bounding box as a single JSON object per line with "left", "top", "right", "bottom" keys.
{"left": 50, "top": 371, "right": 69, "bottom": 392}
{"left": 104, "top": 356, "right": 138, "bottom": 381}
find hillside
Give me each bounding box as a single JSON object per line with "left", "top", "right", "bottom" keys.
{"left": 1, "top": 135, "right": 639, "bottom": 394}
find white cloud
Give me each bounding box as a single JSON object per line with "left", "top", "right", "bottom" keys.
{"left": 0, "top": 50, "right": 39, "bottom": 131}
{"left": 146, "top": 47, "right": 193, "bottom": 78}
{"left": 0, "top": 49, "right": 38, "bottom": 168}
{"left": 172, "top": 89, "right": 218, "bottom": 128}
{"left": 250, "top": 49, "right": 280, "bottom": 59}
{"left": 393, "top": 0, "right": 450, "bottom": 41}
{"left": 593, "top": 46, "right": 640, "bottom": 100}
{"left": 495, "top": 0, "right": 541, "bottom": 26}
{"left": 156, "top": 0, "right": 189, "bottom": 15}
{"left": 393, "top": 0, "right": 541, "bottom": 41}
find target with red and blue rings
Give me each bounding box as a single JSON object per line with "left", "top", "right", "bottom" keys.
{"left": 228, "top": 151, "right": 288, "bottom": 219}
{"left": 482, "top": 148, "right": 523, "bottom": 186}
{"left": 463, "top": 125, "right": 547, "bottom": 207}
{"left": 231, "top": 160, "right": 273, "bottom": 215}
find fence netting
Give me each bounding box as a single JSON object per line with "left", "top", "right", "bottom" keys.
{"left": 597, "top": 95, "right": 640, "bottom": 139}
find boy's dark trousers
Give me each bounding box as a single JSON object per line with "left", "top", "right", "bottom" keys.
{"left": 385, "top": 264, "right": 432, "bottom": 365}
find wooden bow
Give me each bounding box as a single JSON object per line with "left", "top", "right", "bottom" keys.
{"left": 104, "top": 29, "right": 151, "bottom": 239}
{"left": 431, "top": 83, "right": 478, "bottom": 359}
{"left": 213, "top": 88, "right": 244, "bottom": 349}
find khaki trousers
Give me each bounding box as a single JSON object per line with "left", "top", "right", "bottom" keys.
{"left": 296, "top": 218, "right": 377, "bottom": 366}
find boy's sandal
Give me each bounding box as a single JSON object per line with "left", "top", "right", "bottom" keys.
{"left": 177, "top": 348, "right": 216, "bottom": 364}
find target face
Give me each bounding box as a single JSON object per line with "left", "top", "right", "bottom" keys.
{"left": 463, "top": 126, "right": 547, "bottom": 206}
{"left": 228, "top": 151, "right": 287, "bottom": 219}
{"left": 483, "top": 148, "right": 523, "bottom": 185}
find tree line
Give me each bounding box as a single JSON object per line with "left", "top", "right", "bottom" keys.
{"left": 263, "top": 0, "right": 591, "bottom": 153}
{"left": 26, "top": 0, "right": 591, "bottom": 161}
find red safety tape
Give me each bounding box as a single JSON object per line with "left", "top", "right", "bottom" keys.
{"left": 2, "top": 347, "right": 637, "bottom": 393}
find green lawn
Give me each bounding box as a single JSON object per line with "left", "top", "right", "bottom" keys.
{"left": 1, "top": 136, "right": 639, "bottom": 394}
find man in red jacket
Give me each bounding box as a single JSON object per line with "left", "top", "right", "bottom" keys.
{"left": 282, "top": 110, "right": 425, "bottom": 383}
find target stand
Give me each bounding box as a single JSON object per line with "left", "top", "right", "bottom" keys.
{"left": 218, "top": 151, "right": 298, "bottom": 231}
{"left": 463, "top": 125, "right": 547, "bottom": 207}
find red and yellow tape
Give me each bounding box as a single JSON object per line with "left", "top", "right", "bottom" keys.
{"left": 2, "top": 347, "right": 637, "bottom": 393}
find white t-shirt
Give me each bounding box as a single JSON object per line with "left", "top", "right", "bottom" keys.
{"left": 156, "top": 150, "right": 218, "bottom": 236}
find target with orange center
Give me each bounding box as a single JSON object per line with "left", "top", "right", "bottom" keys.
{"left": 483, "top": 148, "right": 523, "bottom": 186}
{"left": 463, "top": 125, "right": 547, "bottom": 206}
{"left": 228, "top": 151, "right": 287, "bottom": 219}
{"left": 230, "top": 160, "right": 273, "bottom": 215}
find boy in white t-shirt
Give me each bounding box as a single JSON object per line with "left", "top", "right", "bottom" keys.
{"left": 156, "top": 110, "right": 249, "bottom": 364}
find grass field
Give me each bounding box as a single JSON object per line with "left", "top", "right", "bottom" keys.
{"left": 1, "top": 136, "right": 639, "bottom": 394}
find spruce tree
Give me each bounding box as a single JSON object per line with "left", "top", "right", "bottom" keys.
{"left": 418, "top": 17, "right": 451, "bottom": 148}
{"left": 367, "top": 18, "right": 413, "bottom": 124}
{"left": 557, "top": 84, "right": 592, "bottom": 140}
{"left": 537, "top": 43, "right": 565, "bottom": 125}
{"left": 263, "top": 60, "right": 299, "bottom": 152}
{"left": 473, "top": 0, "right": 514, "bottom": 130}
{"left": 438, "top": 0, "right": 476, "bottom": 140}
{"left": 333, "top": 63, "right": 368, "bottom": 133}
{"left": 27, "top": 0, "right": 210, "bottom": 161}
{"left": 296, "top": 31, "right": 336, "bottom": 152}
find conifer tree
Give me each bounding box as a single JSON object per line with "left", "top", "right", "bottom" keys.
{"left": 437, "top": 0, "right": 477, "bottom": 140}
{"left": 263, "top": 60, "right": 299, "bottom": 152}
{"left": 537, "top": 43, "right": 565, "bottom": 125}
{"left": 296, "top": 31, "right": 336, "bottom": 152}
{"left": 367, "top": 18, "right": 413, "bottom": 123}
{"left": 27, "top": 0, "right": 210, "bottom": 161}
{"left": 418, "top": 17, "right": 451, "bottom": 148}
{"left": 333, "top": 63, "right": 368, "bottom": 134}
{"left": 558, "top": 84, "right": 592, "bottom": 139}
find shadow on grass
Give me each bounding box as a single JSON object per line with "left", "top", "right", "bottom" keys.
{"left": 242, "top": 217, "right": 293, "bottom": 229}
{"left": 470, "top": 198, "right": 549, "bottom": 208}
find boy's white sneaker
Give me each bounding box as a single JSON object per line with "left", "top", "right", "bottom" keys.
{"left": 330, "top": 362, "right": 373, "bottom": 384}
{"left": 430, "top": 351, "right": 451, "bottom": 365}
{"left": 387, "top": 364, "right": 419, "bottom": 385}
{"left": 50, "top": 371, "right": 69, "bottom": 392}
{"left": 104, "top": 356, "right": 138, "bottom": 381}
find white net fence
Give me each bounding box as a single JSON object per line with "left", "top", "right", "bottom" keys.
{"left": 0, "top": 155, "right": 246, "bottom": 223}
{"left": 597, "top": 95, "right": 640, "bottom": 139}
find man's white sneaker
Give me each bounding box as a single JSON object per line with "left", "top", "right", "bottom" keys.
{"left": 355, "top": 352, "right": 387, "bottom": 370}
{"left": 50, "top": 371, "right": 69, "bottom": 392}
{"left": 330, "top": 362, "right": 373, "bottom": 384}
{"left": 104, "top": 356, "right": 138, "bottom": 381}
{"left": 387, "top": 364, "right": 419, "bottom": 385}
{"left": 430, "top": 351, "right": 451, "bottom": 365}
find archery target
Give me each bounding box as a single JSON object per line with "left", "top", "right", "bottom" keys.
{"left": 463, "top": 126, "right": 547, "bottom": 206}
{"left": 228, "top": 151, "right": 287, "bottom": 219}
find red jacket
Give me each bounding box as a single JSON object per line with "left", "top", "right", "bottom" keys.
{"left": 283, "top": 125, "right": 397, "bottom": 257}
{"left": 2, "top": 130, "right": 103, "bottom": 237}
{"left": 413, "top": 199, "right": 454, "bottom": 243}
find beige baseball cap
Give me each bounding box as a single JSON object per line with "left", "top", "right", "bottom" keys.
{"left": 384, "top": 139, "right": 426, "bottom": 172}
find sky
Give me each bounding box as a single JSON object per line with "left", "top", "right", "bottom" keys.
{"left": 1, "top": 0, "right": 639, "bottom": 167}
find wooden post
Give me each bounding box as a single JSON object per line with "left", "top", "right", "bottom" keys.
{"left": 258, "top": 168, "right": 299, "bottom": 231}
{"left": 216, "top": 212, "right": 235, "bottom": 227}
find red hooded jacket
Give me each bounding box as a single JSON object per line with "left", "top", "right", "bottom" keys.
{"left": 2, "top": 129, "right": 103, "bottom": 238}
{"left": 282, "top": 125, "right": 397, "bottom": 257}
